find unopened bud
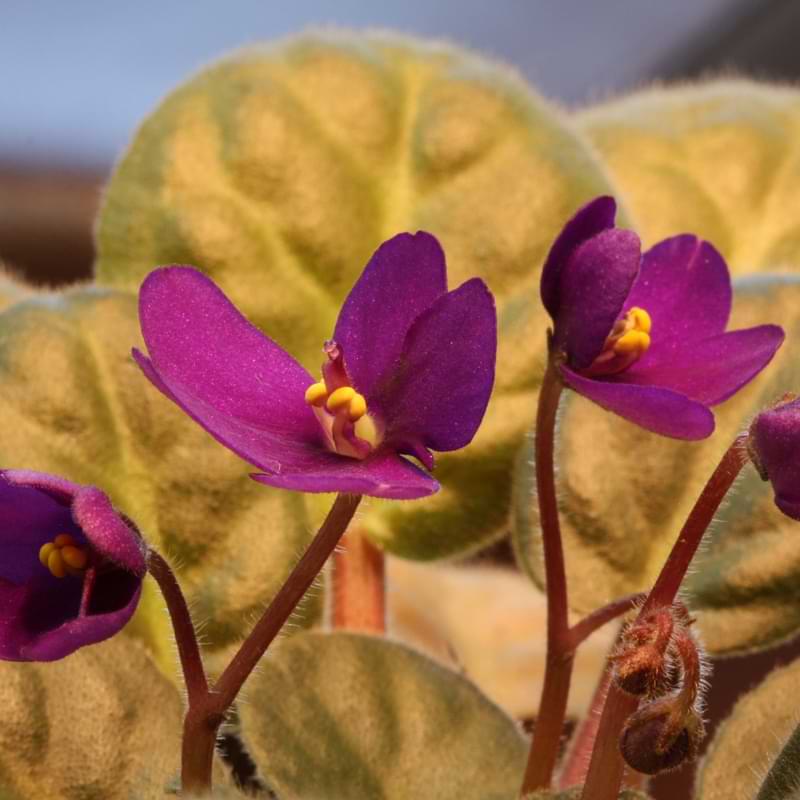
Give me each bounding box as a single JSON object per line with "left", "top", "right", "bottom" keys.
{"left": 620, "top": 698, "right": 705, "bottom": 775}
{"left": 613, "top": 608, "right": 675, "bottom": 697}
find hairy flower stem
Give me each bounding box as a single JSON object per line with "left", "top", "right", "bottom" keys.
{"left": 580, "top": 435, "right": 749, "bottom": 800}
{"left": 520, "top": 356, "right": 571, "bottom": 794}
{"left": 151, "top": 493, "right": 362, "bottom": 795}
{"left": 332, "top": 528, "right": 386, "bottom": 632}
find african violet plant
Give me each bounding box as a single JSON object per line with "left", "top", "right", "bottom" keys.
{"left": 5, "top": 28, "right": 800, "bottom": 800}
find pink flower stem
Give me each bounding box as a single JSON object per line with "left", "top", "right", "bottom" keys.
{"left": 149, "top": 493, "right": 362, "bottom": 795}
{"left": 331, "top": 528, "right": 386, "bottom": 632}
{"left": 580, "top": 435, "right": 749, "bottom": 800}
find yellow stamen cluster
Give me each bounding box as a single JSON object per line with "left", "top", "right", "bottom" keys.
{"left": 304, "top": 381, "right": 368, "bottom": 423}
{"left": 611, "top": 307, "right": 652, "bottom": 356}
{"left": 39, "top": 534, "right": 88, "bottom": 579}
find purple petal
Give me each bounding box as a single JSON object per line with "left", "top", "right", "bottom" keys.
{"left": 72, "top": 487, "right": 147, "bottom": 576}
{"left": 554, "top": 229, "right": 642, "bottom": 369}
{"left": 540, "top": 196, "right": 617, "bottom": 318}
{"left": 333, "top": 232, "right": 447, "bottom": 399}
{"left": 621, "top": 325, "right": 784, "bottom": 405}
{"left": 561, "top": 366, "right": 715, "bottom": 440}
{"left": 0, "top": 576, "right": 142, "bottom": 662}
{"left": 0, "top": 478, "right": 80, "bottom": 584}
{"left": 2, "top": 469, "right": 80, "bottom": 505}
{"left": 625, "top": 237, "right": 732, "bottom": 366}
{"left": 371, "top": 278, "right": 496, "bottom": 453}
{"left": 252, "top": 450, "right": 439, "bottom": 500}
{"left": 752, "top": 398, "right": 800, "bottom": 521}
{"left": 137, "top": 266, "right": 327, "bottom": 473}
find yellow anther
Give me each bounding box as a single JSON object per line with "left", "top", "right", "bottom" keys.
{"left": 39, "top": 542, "right": 56, "bottom": 567}
{"left": 354, "top": 413, "right": 378, "bottom": 447}
{"left": 61, "top": 546, "right": 88, "bottom": 570}
{"left": 326, "top": 386, "right": 356, "bottom": 413}
{"left": 348, "top": 392, "right": 367, "bottom": 422}
{"left": 614, "top": 330, "right": 651, "bottom": 355}
{"left": 304, "top": 381, "right": 328, "bottom": 407}
{"left": 47, "top": 549, "right": 66, "bottom": 579}
{"left": 628, "top": 306, "right": 652, "bottom": 334}
{"left": 54, "top": 533, "right": 75, "bottom": 548}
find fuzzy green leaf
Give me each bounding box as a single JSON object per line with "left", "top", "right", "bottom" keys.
{"left": 0, "top": 288, "right": 317, "bottom": 666}
{"left": 238, "top": 631, "right": 528, "bottom": 799}
{"left": 95, "top": 29, "right": 619, "bottom": 560}
{"left": 512, "top": 276, "right": 800, "bottom": 655}
{"left": 580, "top": 80, "right": 800, "bottom": 274}
{"left": 0, "top": 638, "right": 182, "bottom": 799}
{"left": 697, "top": 655, "right": 800, "bottom": 800}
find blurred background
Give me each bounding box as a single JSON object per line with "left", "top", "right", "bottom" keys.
{"left": 3, "top": 2, "right": 800, "bottom": 796}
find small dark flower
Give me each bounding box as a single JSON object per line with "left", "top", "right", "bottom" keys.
{"left": 541, "top": 197, "right": 784, "bottom": 439}
{"left": 134, "top": 232, "right": 497, "bottom": 499}
{"left": 0, "top": 470, "right": 146, "bottom": 661}
{"left": 750, "top": 394, "right": 800, "bottom": 520}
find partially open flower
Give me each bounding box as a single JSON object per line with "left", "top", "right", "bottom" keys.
{"left": 0, "top": 470, "right": 146, "bottom": 661}
{"left": 749, "top": 394, "right": 800, "bottom": 520}
{"left": 134, "top": 233, "right": 497, "bottom": 499}
{"left": 541, "top": 197, "right": 784, "bottom": 439}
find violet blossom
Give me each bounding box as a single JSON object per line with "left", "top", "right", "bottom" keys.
{"left": 541, "top": 196, "right": 784, "bottom": 439}
{"left": 0, "top": 470, "right": 146, "bottom": 661}
{"left": 133, "top": 232, "right": 497, "bottom": 499}
{"left": 750, "top": 395, "right": 800, "bottom": 520}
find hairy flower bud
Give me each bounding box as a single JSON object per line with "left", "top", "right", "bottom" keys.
{"left": 620, "top": 699, "right": 705, "bottom": 775}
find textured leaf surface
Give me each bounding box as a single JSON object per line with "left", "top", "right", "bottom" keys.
{"left": 388, "top": 559, "right": 615, "bottom": 719}
{"left": 580, "top": 80, "right": 800, "bottom": 273}
{"left": 95, "top": 30, "right": 618, "bottom": 559}
{"left": 0, "top": 638, "right": 182, "bottom": 799}
{"left": 513, "top": 276, "right": 800, "bottom": 655}
{"left": 0, "top": 288, "right": 316, "bottom": 662}
{"left": 696, "top": 655, "right": 800, "bottom": 800}
{"left": 238, "top": 631, "right": 527, "bottom": 800}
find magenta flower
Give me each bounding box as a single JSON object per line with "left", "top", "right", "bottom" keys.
{"left": 541, "top": 196, "right": 784, "bottom": 439}
{"left": 133, "top": 233, "right": 497, "bottom": 499}
{"left": 750, "top": 396, "right": 800, "bottom": 520}
{"left": 0, "top": 470, "right": 146, "bottom": 661}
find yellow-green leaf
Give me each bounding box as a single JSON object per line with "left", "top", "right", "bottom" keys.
{"left": 696, "top": 655, "right": 800, "bottom": 800}
{"left": 0, "top": 288, "right": 317, "bottom": 667}
{"left": 512, "top": 276, "right": 800, "bottom": 655}
{"left": 95, "top": 30, "right": 620, "bottom": 559}
{"left": 0, "top": 638, "right": 182, "bottom": 799}
{"left": 0, "top": 266, "right": 35, "bottom": 311}
{"left": 238, "top": 631, "right": 528, "bottom": 800}
{"left": 579, "top": 80, "right": 800, "bottom": 273}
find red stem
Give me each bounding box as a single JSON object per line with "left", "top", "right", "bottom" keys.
{"left": 568, "top": 593, "right": 644, "bottom": 649}
{"left": 331, "top": 528, "right": 386, "bottom": 632}
{"left": 580, "top": 435, "right": 749, "bottom": 800}
{"left": 149, "top": 493, "right": 362, "bottom": 795}
{"left": 520, "top": 358, "right": 571, "bottom": 794}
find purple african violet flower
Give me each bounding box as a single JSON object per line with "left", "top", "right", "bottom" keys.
{"left": 750, "top": 395, "right": 800, "bottom": 520}
{"left": 541, "top": 196, "right": 784, "bottom": 439}
{"left": 0, "top": 470, "right": 146, "bottom": 661}
{"left": 133, "top": 232, "right": 497, "bottom": 499}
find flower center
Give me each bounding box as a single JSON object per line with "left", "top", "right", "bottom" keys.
{"left": 304, "top": 340, "right": 379, "bottom": 460}
{"left": 38, "top": 533, "right": 89, "bottom": 578}
{"left": 584, "top": 306, "right": 652, "bottom": 376}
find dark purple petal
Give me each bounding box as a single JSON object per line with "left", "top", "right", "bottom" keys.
{"left": 554, "top": 229, "right": 642, "bottom": 369}
{"left": 137, "top": 266, "right": 326, "bottom": 472}
{"left": 540, "top": 196, "right": 617, "bottom": 319}
{"left": 0, "top": 477, "right": 80, "bottom": 584}
{"left": 373, "top": 278, "right": 496, "bottom": 452}
{"left": 72, "top": 487, "right": 147, "bottom": 576}
{"left": 624, "top": 237, "right": 732, "bottom": 365}
{"left": 752, "top": 398, "right": 800, "bottom": 520}
{"left": 561, "top": 366, "right": 715, "bottom": 440}
{"left": 621, "top": 325, "right": 784, "bottom": 405}
{"left": 251, "top": 450, "right": 439, "bottom": 500}
{"left": 333, "top": 232, "right": 447, "bottom": 399}
{"left": 0, "top": 575, "right": 142, "bottom": 662}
